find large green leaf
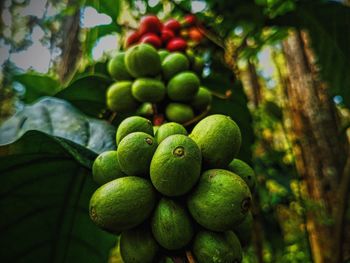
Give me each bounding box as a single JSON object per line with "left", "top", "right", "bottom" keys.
{"left": 0, "top": 130, "right": 116, "bottom": 263}
{"left": 0, "top": 97, "right": 116, "bottom": 154}
{"left": 13, "top": 73, "right": 61, "bottom": 103}
{"left": 56, "top": 75, "right": 112, "bottom": 118}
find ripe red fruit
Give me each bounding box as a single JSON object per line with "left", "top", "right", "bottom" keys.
{"left": 125, "top": 31, "right": 140, "bottom": 48}
{"left": 161, "top": 29, "right": 175, "bottom": 44}
{"left": 189, "top": 27, "right": 203, "bottom": 42}
{"left": 140, "top": 33, "right": 162, "bottom": 48}
{"left": 139, "top": 15, "right": 162, "bottom": 35}
{"left": 163, "top": 19, "right": 181, "bottom": 33}
{"left": 184, "top": 14, "right": 196, "bottom": 26}
{"left": 166, "top": 38, "right": 187, "bottom": 52}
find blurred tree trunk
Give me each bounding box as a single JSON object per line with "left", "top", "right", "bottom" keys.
{"left": 225, "top": 39, "right": 265, "bottom": 263}
{"left": 282, "top": 29, "right": 349, "bottom": 263}
{"left": 243, "top": 61, "right": 264, "bottom": 263}
{"left": 246, "top": 59, "right": 262, "bottom": 108}
{"left": 57, "top": 0, "right": 81, "bottom": 83}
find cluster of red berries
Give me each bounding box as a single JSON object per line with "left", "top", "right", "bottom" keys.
{"left": 125, "top": 14, "right": 203, "bottom": 52}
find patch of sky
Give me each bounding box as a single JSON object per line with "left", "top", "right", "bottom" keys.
{"left": 92, "top": 34, "right": 119, "bottom": 61}
{"left": 10, "top": 40, "right": 51, "bottom": 72}
{"left": 80, "top": 7, "right": 112, "bottom": 28}
{"left": 258, "top": 47, "right": 275, "bottom": 79}
{"left": 135, "top": 0, "right": 147, "bottom": 14}
{"left": 234, "top": 26, "right": 244, "bottom": 36}
{"left": 203, "top": 66, "right": 211, "bottom": 77}
{"left": 9, "top": 24, "right": 51, "bottom": 72}
{"left": 191, "top": 1, "right": 207, "bottom": 13}
{"left": 333, "top": 95, "right": 343, "bottom": 104}
{"left": 20, "top": 0, "right": 47, "bottom": 19}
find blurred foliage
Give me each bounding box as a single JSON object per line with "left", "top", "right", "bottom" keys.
{"left": 251, "top": 101, "right": 312, "bottom": 263}
{"left": 0, "top": 0, "right": 349, "bottom": 262}
{"left": 271, "top": 2, "right": 350, "bottom": 108}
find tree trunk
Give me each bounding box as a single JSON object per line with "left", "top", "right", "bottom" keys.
{"left": 245, "top": 61, "right": 264, "bottom": 263}
{"left": 57, "top": 1, "right": 81, "bottom": 83}
{"left": 282, "top": 29, "right": 348, "bottom": 263}
{"left": 246, "top": 60, "right": 262, "bottom": 108}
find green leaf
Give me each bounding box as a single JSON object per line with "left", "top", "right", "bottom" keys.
{"left": 13, "top": 73, "right": 61, "bottom": 103}
{"left": 0, "top": 130, "right": 116, "bottom": 262}
{"left": 72, "top": 61, "right": 110, "bottom": 81}
{"left": 56, "top": 75, "right": 113, "bottom": 118}
{"left": 0, "top": 97, "right": 116, "bottom": 154}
